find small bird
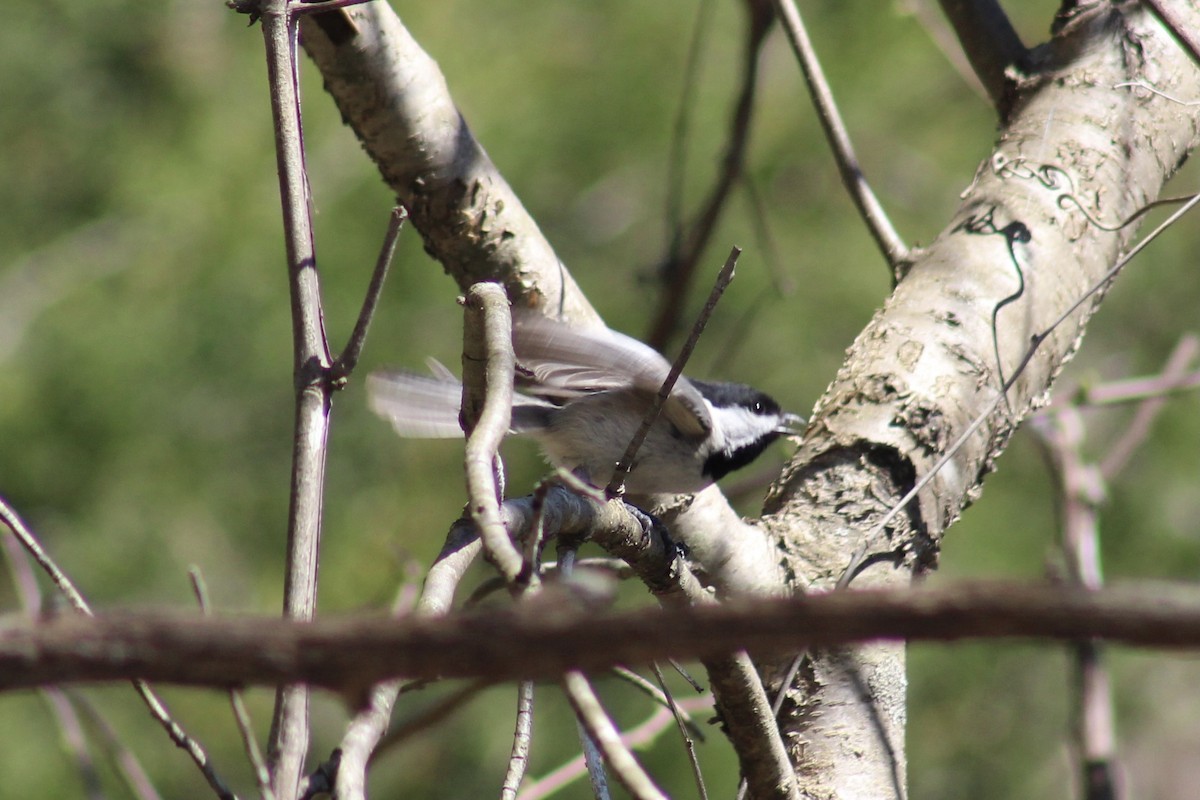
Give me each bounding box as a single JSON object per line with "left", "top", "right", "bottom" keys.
{"left": 368, "top": 311, "right": 804, "bottom": 495}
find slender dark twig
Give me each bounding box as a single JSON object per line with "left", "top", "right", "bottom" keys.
{"left": 903, "top": 0, "right": 988, "bottom": 100}
{"left": 612, "top": 668, "right": 706, "bottom": 740}
{"left": 0, "top": 497, "right": 236, "bottom": 799}
{"left": 663, "top": 0, "right": 716, "bottom": 243}
{"left": 648, "top": 3, "right": 770, "bottom": 349}
{"left": 331, "top": 206, "right": 407, "bottom": 383}
{"left": 770, "top": 0, "right": 908, "bottom": 271}
{"left": 191, "top": 568, "right": 276, "bottom": 800}
{"left": 608, "top": 247, "right": 740, "bottom": 496}
{"left": 651, "top": 661, "right": 708, "bottom": 800}
{"left": 372, "top": 681, "right": 488, "bottom": 754}
{"left": 935, "top": 0, "right": 1027, "bottom": 110}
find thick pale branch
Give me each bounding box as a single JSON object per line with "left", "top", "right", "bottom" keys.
{"left": 764, "top": 5, "right": 1200, "bottom": 794}
{"left": 298, "top": 3, "right": 597, "bottom": 322}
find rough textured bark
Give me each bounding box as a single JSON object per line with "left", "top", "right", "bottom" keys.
{"left": 299, "top": 6, "right": 597, "bottom": 323}
{"left": 762, "top": 4, "right": 1200, "bottom": 796}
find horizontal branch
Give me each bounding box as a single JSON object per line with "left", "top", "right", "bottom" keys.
{"left": 4, "top": 582, "right": 1200, "bottom": 693}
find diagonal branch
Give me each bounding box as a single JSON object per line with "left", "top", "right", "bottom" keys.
{"left": 770, "top": 0, "right": 908, "bottom": 272}
{"left": 0, "top": 497, "right": 236, "bottom": 799}
{"left": 937, "top": 0, "right": 1028, "bottom": 113}
{"left": 297, "top": 3, "right": 598, "bottom": 323}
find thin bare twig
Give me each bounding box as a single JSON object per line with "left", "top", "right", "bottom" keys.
{"left": 651, "top": 661, "right": 708, "bottom": 800}
{"left": 576, "top": 480, "right": 797, "bottom": 800}
{"left": 1067, "top": 369, "right": 1200, "bottom": 408}
{"left": 518, "top": 699, "right": 711, "bottom": 800}
{"left": 556, "top": 545, "right": 611, "bottom": 800}
{"left": 68, "top": 691, "right": 165, "bottom": 800}
{"left": 1099, "top": 334, "right": 1199, "bottom": 479}
{"left": 0, "top": 495, "right": 76, "bottom": 800}
{"left": 373, "top": 681, "right": 488, "bottom": 755}
{"left": 0, "top": 496, "right": 90, "bottom": 615}
{"left": 900, "top": 0, "right": 988, "bottom": 100}
{"left": 612, "top": 668, "right": 706, "bottom": 741}
{"left": 770, "top": 0, "right": 908, "bottom": 271}
{"left": 0, "top": 497, "right": 235, "bottom": 799}
{"left": 562, "top": 671, "right": 666, "bottom": 800}
{"left": 331, "top": 206, "right": 407, "bottom": 384}
{"left": 40, "top": 689, "right": 103, "bottom": 800}
{"left": 647, "top": 3, "right": 770, "bottom": 349}
{"left": 501, "top": 682, "right": 536, "bottom": 800}
{"left": 663, "top": 0, "right": 716, "bottom": 243}
{"left": 1033, "top": 410, "right": 1118, "bottom": 800}
{"left": 190, "top": 568, "right": 276, "bottom": 800}
{"left": 608, "top": 247, "right": 740, "bottom": 496}
{"left": 1035, "top": 336, "right": 1200, "bottom": 800}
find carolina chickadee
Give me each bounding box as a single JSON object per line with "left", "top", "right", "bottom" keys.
{"left": 368, "top": 311, "right": 804, "bottom": 495}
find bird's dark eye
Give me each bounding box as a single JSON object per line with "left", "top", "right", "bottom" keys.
{"left": 753, "top": 401, "right": 764, "bottom": 413}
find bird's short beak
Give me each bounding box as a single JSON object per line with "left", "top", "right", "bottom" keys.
{"left": 779, "top": 412, "right": 807, "bottom": 435}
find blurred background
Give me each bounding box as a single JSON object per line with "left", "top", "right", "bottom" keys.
{"left": 2, "top": 0, "right": 1199, "bottom": 797}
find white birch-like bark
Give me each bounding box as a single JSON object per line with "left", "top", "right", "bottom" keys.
{"left": 761, "top": 5, "right": 1200, "bottom": 796}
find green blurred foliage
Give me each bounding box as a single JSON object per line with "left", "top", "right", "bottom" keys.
{"left": 1, "top": 0, "right": 1198, "bottom": 797}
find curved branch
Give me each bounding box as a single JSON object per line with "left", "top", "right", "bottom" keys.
{"left": 461, "top": 282, "right": 523, "bottom": 581}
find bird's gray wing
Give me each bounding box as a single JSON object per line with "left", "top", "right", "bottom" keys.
{"left": 368, "top": 367, "right": 554, "bottom": 438}
{"left": 367, "top": 370, "right": 465, "bottom": 438}
{"left": 511, "top": 311, "right": 712, "bottom": 437}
